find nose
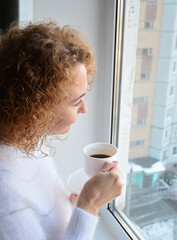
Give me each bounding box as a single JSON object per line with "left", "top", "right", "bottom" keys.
{"left": 78, "top": 99, "right": 87, "bottom": 114}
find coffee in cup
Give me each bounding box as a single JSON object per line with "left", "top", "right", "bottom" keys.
{"left": 83, "top": 142, "right": 118, "bottom": 177}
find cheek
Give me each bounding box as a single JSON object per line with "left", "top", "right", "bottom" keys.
{"left": 66, "top": 110, "right": 77, "bottom": 124}
{"left": 71, "top": 112, "right": 77, "bottom": 123}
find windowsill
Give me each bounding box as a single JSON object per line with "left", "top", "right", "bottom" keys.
{"left": 94, "top": 214, "right": 118, "bottom": 240}
{"left": 97, "top": 206, "right": 147, "bottom": 240}
{"left": 95, "top": 206, "right": 134, "bottom": 240}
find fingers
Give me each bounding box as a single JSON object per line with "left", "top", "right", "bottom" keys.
{"left": 69, "top": 193, "right": 79, "bottom": 207}
{"left": 99, "top": 161, "right": 124, "bottom": 188}
{"left": 78, "top": 161, "right": 124, "bottom": 214}
{"left": 99, "top": 161, "right": 118, "bottom": 172}
{"left": 99, "top": 161, "right": 123, "bottom": 184}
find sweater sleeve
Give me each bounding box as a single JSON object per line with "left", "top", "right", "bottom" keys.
{"left": 61, "top": 207, "right": 98, "bottom": 240}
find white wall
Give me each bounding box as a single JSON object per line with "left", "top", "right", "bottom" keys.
{"left": 19, "top": 0, "right": 33, "bottom": 22}
{"left": 28, "top": 0, "right": 116, "bottom": 183}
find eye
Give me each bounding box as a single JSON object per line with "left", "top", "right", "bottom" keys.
{"left": 73, "top": 94, "right": 86, "bottom": 107}
{"left": 74, "top": 99, "right": 82, "bottom": 106}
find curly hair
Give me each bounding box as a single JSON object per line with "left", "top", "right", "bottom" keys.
{"left": 0, "top": 22, "right": 96, "bottom": 153}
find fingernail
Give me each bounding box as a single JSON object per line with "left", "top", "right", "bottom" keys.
{"left": 113, "top": 161, "right": 118, "bottom": 163}
{"left": 74, "top": 194, "right": 78, "bottom": 197}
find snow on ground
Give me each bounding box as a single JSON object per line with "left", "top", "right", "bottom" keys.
{"left": 142, "top": 218, "right": 176, "bottom": 240}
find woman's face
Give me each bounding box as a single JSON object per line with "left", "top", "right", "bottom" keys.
{"left": 50, "top": 63, "right": 88, "bottom": 134}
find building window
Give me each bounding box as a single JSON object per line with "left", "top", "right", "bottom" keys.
{"left": 137, "top": 48, "right": 153, "bottom": 56}
{"left": 175, "top": 36, "right": 177, "bottom": 49}
{"left": 174, "top": 127, "right": 177, "bottom": 137}
{"left": 164, "top": 130, "right": 168, "bottom": 139}
{"left": 137, "top": 119, "right": 146, "bottom": 126}
{"left": 169, "top": 85, "right": 174, "bottom": 96}
{"left": 134, "top": 96, "right": 148, "bottom": 104}
{"left": 144, "top": 21, "right": 154, "bottom": 29}
{"left": 172, "top": 61, "right": 177, "bottom": 72}
{"left": 166, "top": 107, "right": 173, "bottom": 119}
{"left": 164, "top": 128, "right": 170, "bottom": 140}
{"left": 173, "top": 147, "right": 177, "bottom": 155}
{"left": 140, "top": 72, "right": 150, "bottom": 80}
{"left": 130, "top": 140, "right": 145, "bottom": 148}
{"left": 162, "top": 149, "right": 168, "bottom": 160}
{"left": 142, "top": 48, "right": 153, "bottom": 56}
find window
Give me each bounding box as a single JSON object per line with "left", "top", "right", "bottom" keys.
{"left": 130, "top": 140, "right": 145, "bottom": 148}
{"left": 163, "top": 149, "right": 168, "bottom": 160}
{"left": 140, "top": 72, "right": 150, "bottom": 80}
{"left": 166, "top": 107, "right": 173, "bottom": 119}
{"left": 164, "top": 129, "right": 170, "bottom": 140}
{"left": 172, "top": 61, "right": 177, "bottom": 73}
{"left": 142, "top": 48, "right": 153, "bottom": 56}
{"left": 174, "top": 127, "right": 177, "bottom": 137}
{"left": 175, "top": 36, "right": 177, "bottom": 49}
{"left": 133, "top": 96, "right": 148, "bottom": 104}
{"left": 137, "top": 118, "right": 146, "bottom": 126}
{"left": 108, "top": 1, "right": 177, "bottom": 240}
{"left": 173, "top": 147, "right": 177, "bottom": 155}
{"left": 137, "top": 48, "right": 153, "bottom": 56}
{"left": 169, "top": 85, "right": 174, "bottom": 96}
{"left": 144, "top": 21, "right": 154, "bottom": 29}
{"left": 164, "top": 127, "right": 171, "bottom": 142}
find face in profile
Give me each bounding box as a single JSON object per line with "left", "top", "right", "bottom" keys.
{"left": 50, "top": 63, "right": 88, "bottom": 135}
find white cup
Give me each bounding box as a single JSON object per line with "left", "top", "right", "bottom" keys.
{"left": 83, "top": 142, "right": 118, "bottom": 177}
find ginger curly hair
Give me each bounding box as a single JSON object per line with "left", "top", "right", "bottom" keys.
{"left": 0, "top": 22, "right": 96, "bottom": 153}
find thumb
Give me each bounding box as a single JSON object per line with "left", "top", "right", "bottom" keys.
{"left": 99, "top": 161, "right": 118, "bottom": 172}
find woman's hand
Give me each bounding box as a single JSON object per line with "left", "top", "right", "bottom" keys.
{"left": 77, "top": 161, "right": 124, "bottom": 216}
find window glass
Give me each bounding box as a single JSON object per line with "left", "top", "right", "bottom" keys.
{"left": 114, "top": 0, "right": 177, "bottom": 239}
{"left": 175, "top": 36, "right": 177, "bottom": 49}
{"left": 172, "top": 61, "right": 177, "bottom": 73}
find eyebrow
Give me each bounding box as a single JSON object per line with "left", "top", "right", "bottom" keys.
{"left": 73, "top": 93, "right": 86, "bottom": 102}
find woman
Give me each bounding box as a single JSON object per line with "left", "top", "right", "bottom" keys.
{"left": 0, "top": 22, "right": 123, "bottom": 240}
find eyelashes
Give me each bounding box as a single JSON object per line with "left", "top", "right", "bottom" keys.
{"left": 73, "top": 94, "right": 87, "bottom": 107}
{"left": 74, "top": 100, "right": 82, "bottom": 106}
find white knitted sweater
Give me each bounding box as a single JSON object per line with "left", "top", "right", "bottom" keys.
{"left": 0, "top": 144, "right": 98, "bottom": 240}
